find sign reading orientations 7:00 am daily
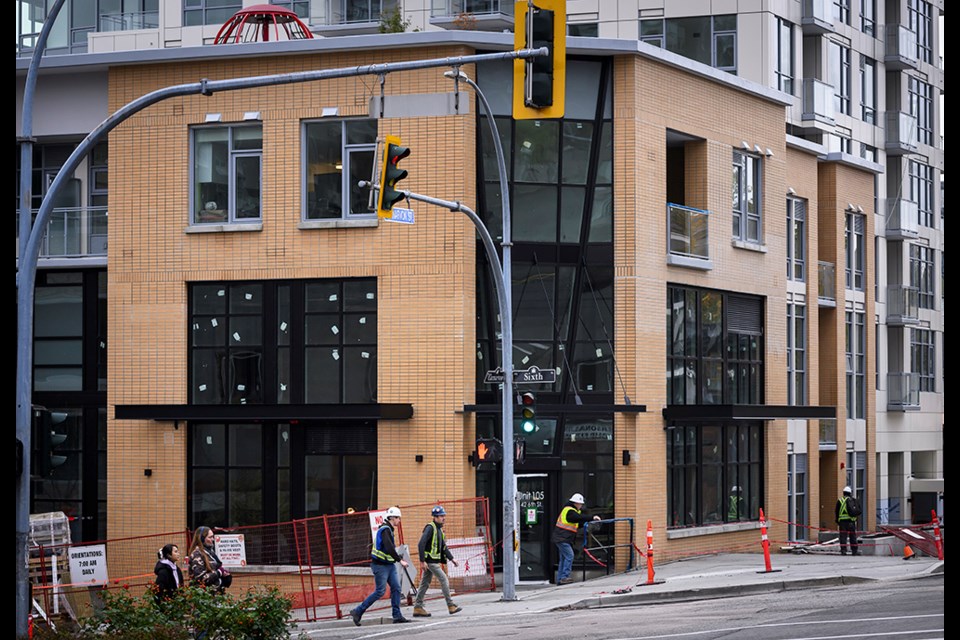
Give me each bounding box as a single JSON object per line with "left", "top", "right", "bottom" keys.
{"left": 484, "top": 365, "right": 557, "bottom": 384}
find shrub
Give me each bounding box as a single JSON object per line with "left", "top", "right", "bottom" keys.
{"left": 33, "top": 583, "right": 296, "bottom": 639}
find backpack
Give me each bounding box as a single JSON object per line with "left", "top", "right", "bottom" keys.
{"left": 846, "top": 496, "right": 862, "bottom": 518}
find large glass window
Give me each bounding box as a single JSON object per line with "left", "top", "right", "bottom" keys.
{"left": 910, "top": 244, "right": 935, "bottom": 310}
{"left": 776, "top": 18, "right": 794, "bottom": 94}
{"left": 859, "top": 56, "right": 876, "bottom": 124}
{"left": 908, "top": 0, "right": 933, "bottom": 64}
{"left": 639, "top": 15, "right": 737, "bottom": 73}
{"left": 909, "top": 76, "right": 934, "bottom": 146}
{"left": 666, "top": 286, "right": 764, "bottom": 406}
{"left": 832, "top": 0, "right": 850, "bottom": 24}
{"left": 860, "top": 0, "right": 876, "bottom": 36}
{"left": 192, "top": 125, "right": 262, "bottom": 224}
{"left": 303, "top": 119, "right": 377, "bottom": 220}
{"left": 787, "top": 452, "right": 808, "bottom": 541}
{"left": 911, "top": 329, "right": 935, "bottom": 392}
{"left": 184, "top": 0, "right": 243, "bottom": 26}
{"left": 667, "top": 423, "right": 763, "bottom": 528}
{"left": 190, "top": 279, "right": 377, "bottom": 405}
{"left": 732, "top": 150, "right": 762, "bottom": 243}
{"left": 828, "top": 41, "right": 851, "bottom": 115}
{"left": 910, "top": 160, "right": 935, "bottom": 228}
{"left": 845, "top": 212, "right": 865, "bottom": 291}
{"left": 787, "top": 304, "right": 806, "bottom": 405}
{"left": 786, "top": 197, "right": 806, "bottom": 282}
{"left": 845, "top": 311, "right": 866, "bottom": 419}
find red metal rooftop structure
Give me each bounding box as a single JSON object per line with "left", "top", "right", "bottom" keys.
{"left": 214, "top": 4, "right": 313, "bottom": 44}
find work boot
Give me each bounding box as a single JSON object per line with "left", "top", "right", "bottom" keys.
{"left": 413, "top": 606, "right": 432, "bottom": 617}
{"left": 349, "top": 609, "right": 362, "bottom": 626}
{"left": 448, "top": 604, "right": 462, "bottom": 615}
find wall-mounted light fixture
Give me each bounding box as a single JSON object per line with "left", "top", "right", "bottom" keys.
{"left": 415, "top": 455, "right": 424, "bottom": 463}
{"left": 144, "top": 468, "right": 153, "bottom": 477}
{"left": 204, "top": 113, "right": 222, "bottom": 123}
{"left": 787, "top": 187, "right": 797, "bottom": 195}
{"left": 741, "top": 141, "right": 751, "bottom": 151}
{"left": 622, "top": 450, "right": 631, "bottom": 466}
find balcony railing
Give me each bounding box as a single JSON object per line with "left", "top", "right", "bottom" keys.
{"left": 801, "top": 79, "right": 835, "bottom": 125}
{"left": 432, "top": 0, "right": 514, "bottom": 17}
{"left": 886, "top": 285, "right": 919, "bottom": 325}
{"left": 315, "top": 0, "right": 397, "bottom": 26}
{"left": 430, "top": 0, "right": 514, "bottom": 29}
{"left": 887, "top": 372, "right": 920, "bottom": 411}
{"left": 886, "top": 198, "right": 919, "bottom": 239}
{"left": 16, "top": 207, "right": 108, "bottom": 260}
{"left": 885, "top": 111, "right": 918, "bottom": 154}
{"left": 801, "top": 0, "right": 833, "bottom": 33}
{"left": 668, "top": 203, "right": 710, "bottom": 261}
{"left": 98, "top": 11, "right": 159, "bottom": 32}
{"left": 818, "top": 261, "right": 836, "bottom": 306}
{"left": 885, "top": 24, "right": 918, "bottom": 69}
{"left": 818, "top": 418, "right": 837, "bottom": 449}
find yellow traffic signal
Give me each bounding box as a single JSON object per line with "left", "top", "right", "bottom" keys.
{"left": 513, "top": 0, "right": 566, "bottom": 120}
{"left": 377, "top": 135, "right": 410, "bottom": 217}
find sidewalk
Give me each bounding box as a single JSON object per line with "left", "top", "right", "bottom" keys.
{"left": 293, "top": 551, "right": 944, "bottom": 632}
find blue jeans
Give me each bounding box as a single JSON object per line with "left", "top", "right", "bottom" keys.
{"left": 356, "top": 562, "right": 403, "bottom": 620}
{"left": 556, "top": 542, "right": 574, "bottom": 582}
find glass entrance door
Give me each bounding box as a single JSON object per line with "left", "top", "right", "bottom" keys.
{"left": 517, "top": 474, "right": 549, "bottom": 581}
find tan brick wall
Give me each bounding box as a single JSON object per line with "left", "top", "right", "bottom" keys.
{"left": 106, "top": 46, "right": 480, "bottom": 538}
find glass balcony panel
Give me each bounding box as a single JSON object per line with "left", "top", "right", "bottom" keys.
{"left": 886, "top": 199, "right": 919, "bottom": 238}
{"left": 801, "top": 79, "right": 834, "bottom": 123}
{"left": 887, "top": 372, "right": 920, "bottom": 410}
{"left": 818, "top": 261, "right": 836, "bottom": 306}
{"left": 431, "top": 0, "right": 513, "bottom": 17}
{"left": 885, "top": 111, "right": 918, "bottom": 153}
{"left": 17, "top": 206, "right": 109, "bottom": 259}
{"left": 98, "top": 11, "right": 160, "bottom": 32}
{"left": 885, "top": 24, "right": 918, "bottom": 68}
{"left": 668, "top": 203, "right": 710, "bottom": 260}
{"left": 818, "top": 418, "right": 837, "bottom": 449}
{"left": 886, "top": 285, "right": 919, "bottom": 325}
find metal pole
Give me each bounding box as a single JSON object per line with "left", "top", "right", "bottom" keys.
{"left": 16, "top": 2, "right": 67, "bottom": 635}
{"left": 443, "top": 71, "right": 518, "bottom": 600}
{"left": 16, "top": 46, "right": 548, "bottom": 633}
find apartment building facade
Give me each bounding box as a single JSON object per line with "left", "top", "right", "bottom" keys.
{"left": 16, "top": 0, "right": 940, "bottom": 578}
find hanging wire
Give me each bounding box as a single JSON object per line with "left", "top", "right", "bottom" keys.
{"left": 581, "top": 261, "right": 631, "bottom": 405}
{"left": 531, "top": 257, "right": 582, "bottom": 405}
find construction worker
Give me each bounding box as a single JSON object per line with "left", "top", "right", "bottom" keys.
{"left": 728, "top": 486, "right": 743, "bottom": 521}
{"left": 350, "top": 507, "right": 411, "bottom": 626}
{"left": 551, "top": 493, "right": 601, "bottom": 584}
{"left": 835, "top": 486, "right": 860, "bottom": 556}
{"left": 413, "top": 505, "right": 462, "bottom": 617}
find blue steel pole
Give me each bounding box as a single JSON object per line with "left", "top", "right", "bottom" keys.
{"left": 16, "top": 2, "right": 67, "bottom": 636}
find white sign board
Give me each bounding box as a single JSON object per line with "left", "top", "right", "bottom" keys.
{"left": 68, "top": 544, "right": 108, "bottom": 585}
{"left": 446, "top": 536, "right": 489, "bottom": 578}
{"left": 369, "top": 510, "right": 388, "bottom": 543}
{"left": 214, "top": 534, "right": 247, "bottom": 567}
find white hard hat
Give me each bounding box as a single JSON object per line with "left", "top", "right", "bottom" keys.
{"left": 385, "top": 506, "right": 402, "bottom": 518}
{"left": 731, "top": 486, "right": 740, "bottom": 492}
{"left": 842, "top": 486, "right": 852, "bottom": 494}
{"left": 569, "top": 493, "right": 585, "bottom": 504}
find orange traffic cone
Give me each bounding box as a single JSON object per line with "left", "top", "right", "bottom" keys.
{"left": 903, "top": 544, "right": 915, "bottom": 560}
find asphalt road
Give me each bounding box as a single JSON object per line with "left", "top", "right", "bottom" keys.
{"left": 302, "top": 574, "right": 944, "bottom": 640}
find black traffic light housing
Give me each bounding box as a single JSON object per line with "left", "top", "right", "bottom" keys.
{"left": 519, "top": 392, "right": 537, "bottom": 433}
{"left": 513, "top": 0, "right": 565, "bottom": 119}
{"left": 377, "top": 134, "right": 410, "bottom": 217}
{"left": 33, "top": 407, "right": 69, "bottom": 477}
{"left": 474, "top": 438, "right": 503, "bottom": 465}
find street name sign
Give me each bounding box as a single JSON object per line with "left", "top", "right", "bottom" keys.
{"left": 483, "top": 365, "right": 557, "bottom": 384}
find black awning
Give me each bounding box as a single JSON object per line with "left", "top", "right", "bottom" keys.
{"left": 662, "top": 404, "right": 835, "bottom": 423}
{"left": 463, "top": 403, "right": 646, "bottom": 414}
{"left": 115, "top": 403, "right": 414, "bottom": 423}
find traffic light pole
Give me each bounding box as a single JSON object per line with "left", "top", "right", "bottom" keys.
{"left": 443, "top": 71, "right": 519, "bottom": 602}
{"left": 361, "top": 181, "right": 519, "bottom": 599}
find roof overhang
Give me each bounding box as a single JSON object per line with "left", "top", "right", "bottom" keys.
{"left": 115, "top": 403, "right": 413, "bottom": 423}
{"left": 464, "top": 403, "right": 645, "bottom": 415}
{"left": 662, "top": 404, "right": 835, "bottom": 424}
